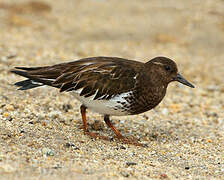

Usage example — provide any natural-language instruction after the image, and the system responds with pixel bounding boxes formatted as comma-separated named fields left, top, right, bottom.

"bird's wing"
left=12, top=57, right=143, bottom=100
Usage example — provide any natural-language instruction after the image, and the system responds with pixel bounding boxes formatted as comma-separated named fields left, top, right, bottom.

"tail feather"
left=14, top=67, right=43, bottom=71
left=10, top=67, right=60, bottom=90
left=10, top=70, right=32, bottom=79
left=14, top=79, right=43, bottom=90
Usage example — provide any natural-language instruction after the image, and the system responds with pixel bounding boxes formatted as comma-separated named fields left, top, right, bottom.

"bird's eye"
left=164, top=65, right=171, bottom=71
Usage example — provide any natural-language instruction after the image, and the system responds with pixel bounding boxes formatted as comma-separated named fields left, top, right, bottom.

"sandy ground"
left=0, top=0, right=224, bottom=179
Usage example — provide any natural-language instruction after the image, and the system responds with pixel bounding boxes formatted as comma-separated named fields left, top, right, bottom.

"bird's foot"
left=83, top=130, right=147, bottom=147
left=115, top=136, right=148, bottom=147
left=84, top=131, right=110, bottom=141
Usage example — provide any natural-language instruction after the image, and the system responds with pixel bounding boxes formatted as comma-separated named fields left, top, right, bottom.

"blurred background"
left=0, top=0, right=224, bottom=179
left=0, top=0, right=223, bottom=85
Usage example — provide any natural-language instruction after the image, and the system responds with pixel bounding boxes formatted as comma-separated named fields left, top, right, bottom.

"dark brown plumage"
left=11, top=56, right=194, bottom=146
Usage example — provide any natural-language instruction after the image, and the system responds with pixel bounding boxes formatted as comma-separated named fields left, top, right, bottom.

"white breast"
left=71, top=89, right=132, bottom=116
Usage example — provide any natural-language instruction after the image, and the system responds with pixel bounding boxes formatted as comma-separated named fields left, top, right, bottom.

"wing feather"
left=11, top=57, right=143, bottom=99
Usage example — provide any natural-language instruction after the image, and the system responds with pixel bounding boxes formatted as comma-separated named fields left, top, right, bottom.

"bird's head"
left=145, top=56, right=195, bottom=88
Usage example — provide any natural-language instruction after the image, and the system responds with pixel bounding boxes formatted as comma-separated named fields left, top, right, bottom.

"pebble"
left=3, top=112, right=9, bottom=118
left=42, top=148, right=55, bottom=157
left=5, top=104, right=15, bottom=111
left=64, top=143, right=79, bottom=150
left=160, top=173, right=168, bottom=179
left=120, top=146, right=126, bottom=150
left=126, top=162, right=137, bottom=166
left=120, top=171, right=129, bottom=177
left=62, top=104, right=72, bottom=112
left=161, top=108, right=169, bottom=115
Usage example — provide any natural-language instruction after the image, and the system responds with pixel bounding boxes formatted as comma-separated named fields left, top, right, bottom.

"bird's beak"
left=173, top=73, right=195, bottom=88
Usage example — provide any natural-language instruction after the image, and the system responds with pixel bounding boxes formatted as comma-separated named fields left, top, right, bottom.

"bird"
left=10, top=56, right=194, bottom=146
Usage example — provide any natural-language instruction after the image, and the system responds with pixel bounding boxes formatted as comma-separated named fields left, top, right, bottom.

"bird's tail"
left=10, top=66, right=60, bottom=90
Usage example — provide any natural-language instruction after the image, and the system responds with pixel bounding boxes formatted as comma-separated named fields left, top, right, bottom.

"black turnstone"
left=11, top=56, right=194, bottom=146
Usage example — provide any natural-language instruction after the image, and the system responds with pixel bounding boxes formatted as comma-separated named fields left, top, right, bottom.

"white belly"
left=71, top=90, right=132, bottom=116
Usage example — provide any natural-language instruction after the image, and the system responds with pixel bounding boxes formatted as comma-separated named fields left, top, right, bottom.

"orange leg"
left=104, top=115, right=146, bottom=147
left=80, top=105, right=87, bottom=131
left=80, top=105, right=109, bottom=140
left=80, top=106, right=146, bottom=147
left=104, top=115, right=123, bottom=138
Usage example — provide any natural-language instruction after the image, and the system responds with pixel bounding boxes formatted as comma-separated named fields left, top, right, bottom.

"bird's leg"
left=80, top=105, right=109, bottom=140
left=104, top=115, right=123, bottom=138
left=80, top=105, right=87, bottom=131
left=104, top=115, right=146, bottom=147
left=80, top=108, right=146, bottom=146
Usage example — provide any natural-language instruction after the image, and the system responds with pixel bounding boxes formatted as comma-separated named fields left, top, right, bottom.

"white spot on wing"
left=31, top=80, right=43, bottom=85
left=133, top=73, right=138, bottom=80
left=81, top=62, right=95, bottom=66
left=74, top=88, right=83, bottom=94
